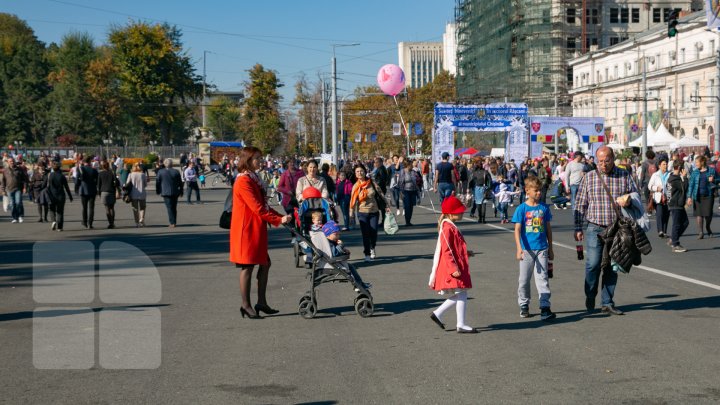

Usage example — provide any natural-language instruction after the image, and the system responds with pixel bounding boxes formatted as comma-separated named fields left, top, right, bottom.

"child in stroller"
left=311, top=221, right=371, bottom=292
left=293, top=187, right=335, bottom=268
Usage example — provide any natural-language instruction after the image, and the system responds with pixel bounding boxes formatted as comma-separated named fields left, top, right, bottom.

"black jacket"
left=600, top=216, right=652, bottom=274
left=77, top=165, right=99, bottom=197
left=156, top=168, right=183, bottom=197
left=97, top=169, right=120, bottom=194
left=666, top=172, right=688, bottom=210
left=469, top=168, right=491, bottom=189
left=46, top=171, right=73, bottom=204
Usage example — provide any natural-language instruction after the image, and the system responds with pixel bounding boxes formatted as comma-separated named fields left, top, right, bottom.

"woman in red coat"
left=428, top=196, right=477, bottom=333
left=230, top=147, right=292, bottom=319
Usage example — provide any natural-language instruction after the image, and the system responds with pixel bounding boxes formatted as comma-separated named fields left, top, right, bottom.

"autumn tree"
left=109, top=22, right=202, bottom=145
left=0, top=13, right=50, bottom=145
left=242, top=63, right=284, bottom=153
left=292, top=74, right=324, bottom=154
left=208, top=95, right=242, bottom=140
left=85, top=46, right=123, bottom=144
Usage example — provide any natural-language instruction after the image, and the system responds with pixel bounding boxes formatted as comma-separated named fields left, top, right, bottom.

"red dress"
left=429, top=220, right=472, bottom=291
left=229, top=173, right=284, bottom=265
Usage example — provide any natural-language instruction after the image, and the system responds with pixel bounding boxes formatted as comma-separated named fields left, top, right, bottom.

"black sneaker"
left=519, top=305, right=529, bottom=318
left=540, top=307, right=556, bottom=321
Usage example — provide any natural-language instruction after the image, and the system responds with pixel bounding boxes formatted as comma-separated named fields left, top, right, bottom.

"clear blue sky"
left=5, top=0, right=456, bottom=108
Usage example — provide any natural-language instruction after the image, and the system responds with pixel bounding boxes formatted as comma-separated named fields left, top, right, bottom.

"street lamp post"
left=331, top=43, right=360, bottom=166
left=103, top=135, right=113, bottom=158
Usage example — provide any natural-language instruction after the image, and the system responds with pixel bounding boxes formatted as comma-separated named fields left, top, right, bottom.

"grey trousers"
left=518, top=249, right=551, bottom=309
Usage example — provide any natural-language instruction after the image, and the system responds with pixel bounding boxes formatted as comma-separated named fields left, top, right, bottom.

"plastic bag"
left=384, top=211, right=399, bottom=235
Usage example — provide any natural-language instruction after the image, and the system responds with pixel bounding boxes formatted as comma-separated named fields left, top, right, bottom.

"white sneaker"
left=51, top=221, right=57, bottom=230
left=11, top=219, right=18, bottom=223
left=396, top=209, right=401, bottom=216
left=370, top=249, right=376, bottom=259
left=18, top=217, right=23, bottom=223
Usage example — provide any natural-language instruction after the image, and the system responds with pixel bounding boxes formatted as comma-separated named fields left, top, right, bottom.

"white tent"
left=629, top=123, right=677, bottom=148
left=675, top=136, right=707, bottom=147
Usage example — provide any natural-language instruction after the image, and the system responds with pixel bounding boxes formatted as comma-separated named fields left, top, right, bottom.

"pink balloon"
left=377, top=64, right=405, bottom=96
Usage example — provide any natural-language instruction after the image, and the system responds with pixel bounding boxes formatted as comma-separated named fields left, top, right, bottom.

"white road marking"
left=415, top=204, right=720, bottom=292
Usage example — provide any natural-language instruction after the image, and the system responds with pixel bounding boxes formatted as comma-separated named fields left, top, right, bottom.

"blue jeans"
left=437, top=182, right=454, bottom=203
left=8, top=189, right=24, bottom=220
left=570, top=185, right=580, bottom=209
left=584, top=223, right=617, bottom=307
left=498, top=202, right=509, bottom=220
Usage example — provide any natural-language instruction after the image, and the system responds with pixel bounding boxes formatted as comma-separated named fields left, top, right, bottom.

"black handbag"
left=219, top=188, right=233, bottom=229
left=219, top=211, right=231, bottom=229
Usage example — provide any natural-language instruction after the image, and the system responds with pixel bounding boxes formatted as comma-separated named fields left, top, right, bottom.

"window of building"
left=711, top=79, right=716, bottom=98
left=610, top=37, right=620, bottom=46
left=567, top=37, right=576, bottom=50
left=586, top=8, right=599, bottom=24
left=680, top=48, right=685, bottom=64
left=694, top=82, right=700, bottom=107
left=621, top=8, right=629, bottom=23
left=567, top=8, right=576, bottom=24
left=596, top=70, right=601, bottom=82
left=681, top=84, right=686, bottom=108
left=610, top=8, right=619, bottom=23
left=614, top=65, right=618, bottom=79
left=605, top=67, right=609, bottom=80
left=653, top=8, right=662, bottom=23
left=632, top=8, right=640, bottom=23
left=667, top=88, right=673, bottom=109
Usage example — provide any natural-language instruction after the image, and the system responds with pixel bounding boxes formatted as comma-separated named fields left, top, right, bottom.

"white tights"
left=432, top=291, right=472, bottom=330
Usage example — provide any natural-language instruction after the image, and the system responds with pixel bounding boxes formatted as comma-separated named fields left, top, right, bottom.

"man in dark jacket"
left=78, top=156, right=99, bottom=229
left=1, top=156, right=29, bottom=223
left=320, top=163, right=336, bottom=199
left=156, top=158, right=183, bottom=227
left=666, top=158, right=689, bottom=252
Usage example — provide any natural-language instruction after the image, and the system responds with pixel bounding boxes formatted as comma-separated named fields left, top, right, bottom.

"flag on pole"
left=355, top=133, right=362, bottom=143
left=392, top=123, right=401, bottom=136
left=530, top=135, right=554, bottom=143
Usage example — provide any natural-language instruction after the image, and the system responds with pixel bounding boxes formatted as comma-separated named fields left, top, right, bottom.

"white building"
left=443, top=22, right=457, bottom=76
left=569, top=11, right=717, bottom=149
left=398, top=41, right=444, bottom=88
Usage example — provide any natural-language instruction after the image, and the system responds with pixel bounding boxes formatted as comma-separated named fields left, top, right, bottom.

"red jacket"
left=430, top=221, right=472, bottom=290
left=277, top=168, right=304, bottom=207
left=229, top=173, right=284, bottom=265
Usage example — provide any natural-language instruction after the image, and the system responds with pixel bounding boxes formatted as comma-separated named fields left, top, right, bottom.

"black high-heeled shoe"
left=255, top=303, right=279, bottom=315
left=240, top=307, right=263, bottom=319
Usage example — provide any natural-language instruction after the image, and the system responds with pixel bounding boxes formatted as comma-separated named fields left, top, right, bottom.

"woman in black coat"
left=30, top=162, right=49, bottom=222
left=46, top=160, right=73, bottom=231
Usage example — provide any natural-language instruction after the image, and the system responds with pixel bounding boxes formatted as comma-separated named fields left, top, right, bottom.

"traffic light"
left=667, top=10, right=678, bottom=38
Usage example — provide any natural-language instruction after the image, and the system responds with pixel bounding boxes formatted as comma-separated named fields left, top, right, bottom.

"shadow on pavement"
left=0, top=304, right=171, bottom=323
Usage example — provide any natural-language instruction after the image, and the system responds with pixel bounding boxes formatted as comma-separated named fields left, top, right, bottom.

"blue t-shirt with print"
left=511, top=202, right=552, bottom=251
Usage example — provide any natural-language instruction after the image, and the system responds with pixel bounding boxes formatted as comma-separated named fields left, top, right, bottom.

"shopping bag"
left=384, top=211, right=399, bottom=235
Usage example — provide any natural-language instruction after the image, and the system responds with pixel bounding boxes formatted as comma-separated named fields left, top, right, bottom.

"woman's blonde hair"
left=132, top=162, right=142, bottom=172
left=437, top=213, right=461, bottom=229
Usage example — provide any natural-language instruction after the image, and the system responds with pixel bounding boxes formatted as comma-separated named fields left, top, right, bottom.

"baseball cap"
left=441, top=152, right=450, bottom=159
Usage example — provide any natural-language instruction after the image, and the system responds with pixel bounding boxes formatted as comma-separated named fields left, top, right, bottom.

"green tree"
left=292, top=74, right=323, bottom=150
left=108, top=22, right=202, bottom=145
left=242, top=63, right=284, bottom=153
left=208, top=96, right=242, bottom=140
left=0, top=13, right=50, bottom=146
left=46, top=32, right=100, bottom=145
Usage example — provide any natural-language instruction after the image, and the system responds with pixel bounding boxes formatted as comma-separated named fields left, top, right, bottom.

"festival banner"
left=433, top=103, right=528, bottom=164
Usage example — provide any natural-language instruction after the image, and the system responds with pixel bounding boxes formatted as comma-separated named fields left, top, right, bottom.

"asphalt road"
left=1, top=187, right=719, bottom=404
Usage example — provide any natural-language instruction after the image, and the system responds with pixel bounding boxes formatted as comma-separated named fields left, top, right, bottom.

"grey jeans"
left=518, top=249, right=551, bottom=309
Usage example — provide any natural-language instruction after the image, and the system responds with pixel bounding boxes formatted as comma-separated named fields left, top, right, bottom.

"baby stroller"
left=291, top=187, right=336, bottom=268
left=285, top=223, right=374, bottom=319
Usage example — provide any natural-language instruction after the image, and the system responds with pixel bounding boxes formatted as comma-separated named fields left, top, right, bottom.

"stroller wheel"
left=354, top=297, right=374, bottom=318
left=298, top=296, right=317, bottom=319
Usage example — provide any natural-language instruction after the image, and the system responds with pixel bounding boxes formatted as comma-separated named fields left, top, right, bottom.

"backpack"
left=642, top=161, right=658, bottom=183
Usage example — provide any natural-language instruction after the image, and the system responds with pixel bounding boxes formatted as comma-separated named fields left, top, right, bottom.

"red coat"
left=229, top=173, right=283, bottom=265
left=430, top=221, right=472, bottom=290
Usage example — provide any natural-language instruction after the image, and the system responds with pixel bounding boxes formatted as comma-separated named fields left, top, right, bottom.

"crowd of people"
left=0, top=150, right=209, bottom=230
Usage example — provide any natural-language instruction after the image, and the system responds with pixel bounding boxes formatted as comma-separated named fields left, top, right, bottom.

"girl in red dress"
left=428, top=196, right=477, bottom=333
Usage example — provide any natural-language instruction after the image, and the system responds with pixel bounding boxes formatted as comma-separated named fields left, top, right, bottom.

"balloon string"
left=392, top=95, right=409, bottom=137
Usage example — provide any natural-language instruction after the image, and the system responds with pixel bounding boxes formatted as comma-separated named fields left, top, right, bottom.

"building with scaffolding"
left=454, top=0, right=703, bottom=117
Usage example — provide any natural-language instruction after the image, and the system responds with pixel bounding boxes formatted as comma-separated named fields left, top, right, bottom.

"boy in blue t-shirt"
left=511, top=176, right=556, bottom=321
